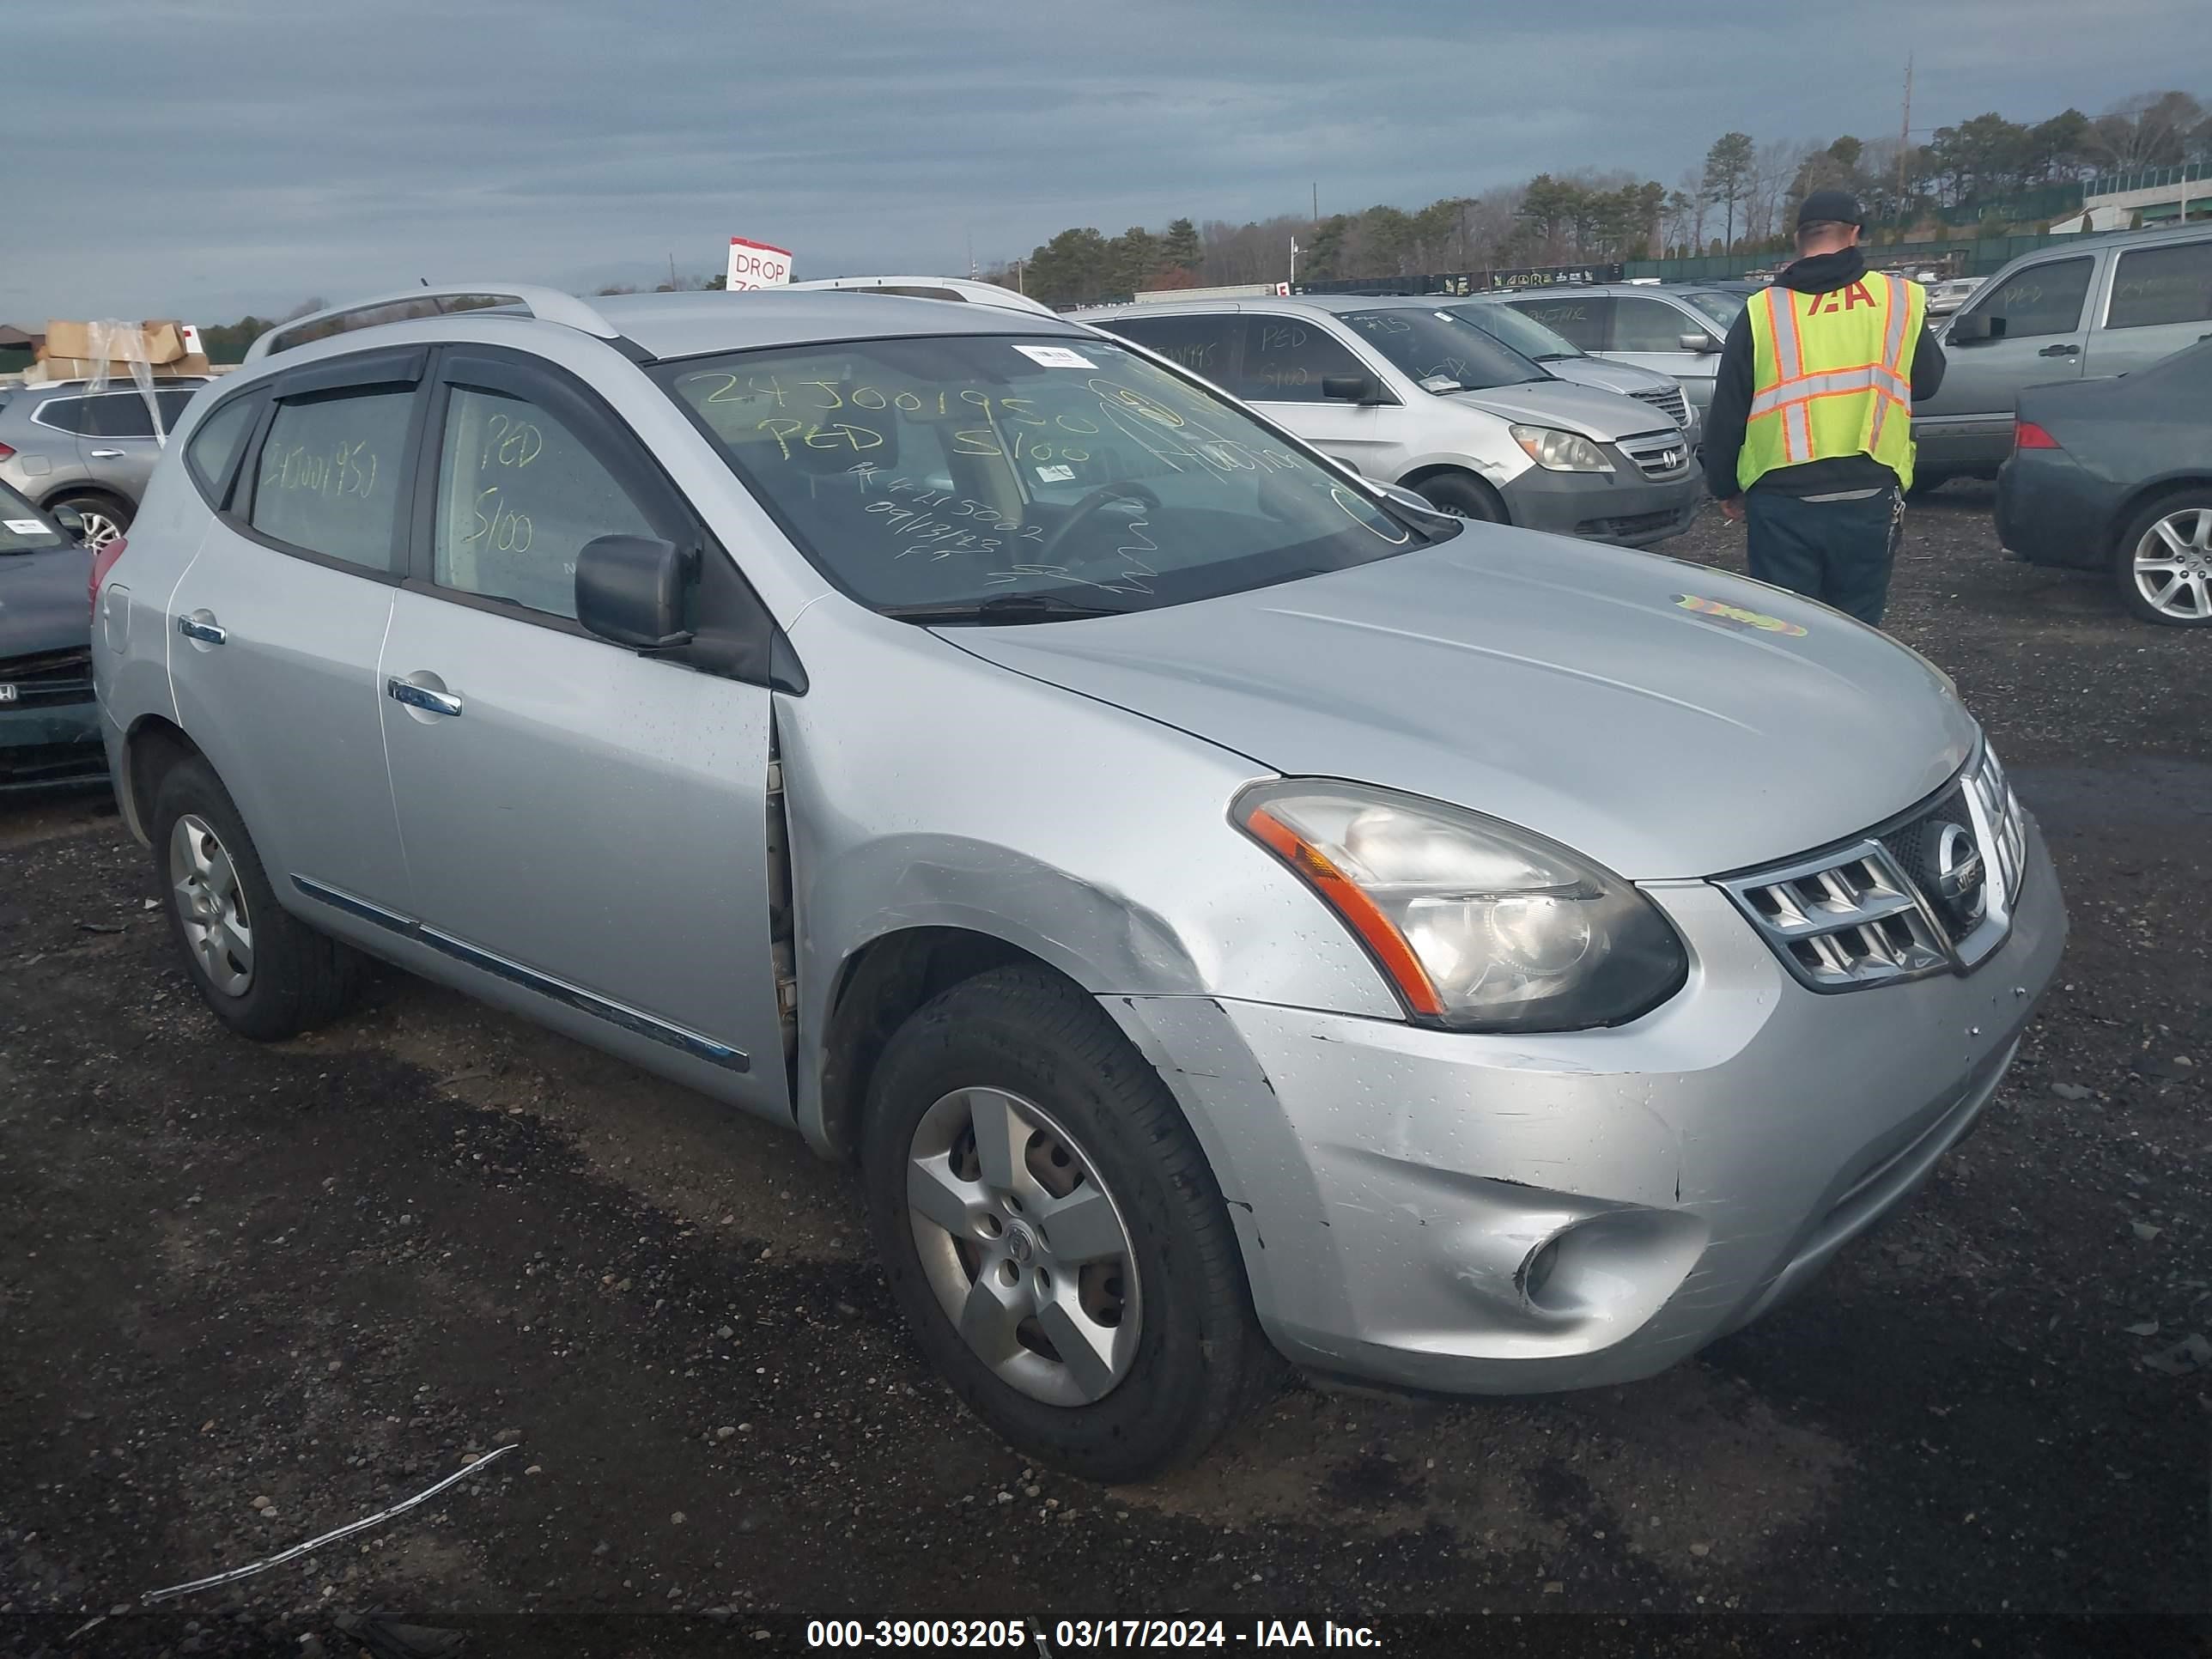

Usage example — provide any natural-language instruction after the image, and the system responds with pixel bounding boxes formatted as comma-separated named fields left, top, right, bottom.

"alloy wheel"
left=169, top=813, right=253, bottom=996
left=2132, top=507, right=2212, bottom=622
left=904, top=1086, right=1141, bottom=1407
left=75, top=510, right=125, bottom=552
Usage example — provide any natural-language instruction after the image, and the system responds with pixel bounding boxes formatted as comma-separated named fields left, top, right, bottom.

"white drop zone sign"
left=726, top=237, right=794, bottom=290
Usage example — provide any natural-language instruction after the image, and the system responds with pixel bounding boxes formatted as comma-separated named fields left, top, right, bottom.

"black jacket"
left=1702, top=247, right=1948, bottom=501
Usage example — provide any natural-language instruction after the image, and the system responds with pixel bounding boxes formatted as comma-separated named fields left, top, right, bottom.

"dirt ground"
left=3, top=484, right=2208, bottom=1657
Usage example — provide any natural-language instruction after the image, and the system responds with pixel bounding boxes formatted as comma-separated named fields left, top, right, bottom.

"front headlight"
left=1510, top=424, right=1614, bottom=473
left=1236, top=781, right=1688, bottom=1031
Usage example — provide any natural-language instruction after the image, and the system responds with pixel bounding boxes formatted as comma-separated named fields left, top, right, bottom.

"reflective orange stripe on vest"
left=1750, top=277, right=1914, bottom=464
left=1867, top=274, right=1913, bottom=452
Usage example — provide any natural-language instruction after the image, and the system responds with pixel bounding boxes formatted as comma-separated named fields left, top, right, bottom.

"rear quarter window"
left=185, top=396, right=263, bottom=504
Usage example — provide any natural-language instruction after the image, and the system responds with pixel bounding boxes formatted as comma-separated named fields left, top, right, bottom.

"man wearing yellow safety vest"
left=1703, top=190, right=1947, bottom=628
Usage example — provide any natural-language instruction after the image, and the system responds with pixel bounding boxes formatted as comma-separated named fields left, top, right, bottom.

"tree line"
left=994, top=88, right=2210, bottom=307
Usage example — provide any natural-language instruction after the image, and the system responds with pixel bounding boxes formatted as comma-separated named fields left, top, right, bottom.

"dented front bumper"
left=1103, top=814, right=2065, bottom=1395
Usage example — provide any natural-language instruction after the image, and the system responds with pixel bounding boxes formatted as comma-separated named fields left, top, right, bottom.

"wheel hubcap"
left=905, top=1086, right=1141, bottom=1407
left=2133, top=507, right=2212, bottom=621
left=168, top=814, right=253, bottom=997
left=76, top=511, right=124, bottom=552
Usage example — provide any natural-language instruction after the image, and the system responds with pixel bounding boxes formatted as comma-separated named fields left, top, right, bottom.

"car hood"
left=1539, top=356, right=1679, bottom=401
left=945, top=530, right=1975, bottom=879
left=1448, top=377, right=1678, bottom=441
left=0, top=544, right=92, bottom=657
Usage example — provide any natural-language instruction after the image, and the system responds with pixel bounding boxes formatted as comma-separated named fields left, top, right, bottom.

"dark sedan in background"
left=0, top=481, right=104, bottom=790
left=1996, top=338, right=2212, bottom=627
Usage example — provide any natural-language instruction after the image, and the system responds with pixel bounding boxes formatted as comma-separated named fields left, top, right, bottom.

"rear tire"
left=860, top=965, right=1277, bottom=1482
left=1411, top=472, right=1506, bottom=523
left=2113, top=490, right=2212, bottom=627
left=149, top=756, right=366, bottom=1040
left=47, top=490, right=131, bottom=551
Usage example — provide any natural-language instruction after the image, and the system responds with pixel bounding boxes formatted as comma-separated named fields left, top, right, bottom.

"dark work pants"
left=1743, top=486, right=1903, bottom=628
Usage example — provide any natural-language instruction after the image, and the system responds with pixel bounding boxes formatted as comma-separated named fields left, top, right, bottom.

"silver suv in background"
left=0, top=380, right=211, bottom=549
left=95, top=284, right=2061, bottom=1480
left=1915, top=223, right=2212, bottom=489
left=1490, top=283, right=1748, bottom=416
left=1079, top=295, right=1700, bottom=546
left=1440, top=298, right=1697, bottom=438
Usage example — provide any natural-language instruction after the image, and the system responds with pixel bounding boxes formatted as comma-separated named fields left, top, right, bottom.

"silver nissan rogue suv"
left=93, top=284, right=2064, bottom=1481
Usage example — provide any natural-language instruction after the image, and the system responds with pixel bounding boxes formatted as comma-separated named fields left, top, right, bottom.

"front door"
left=376, top=348, right=787, bottom=1114
left=1233, top=313, right=1395, bottom=475
left=1917, top=254, right=2096, bottom=474
left=2087, top=236, right=2212, bottom=378
left=166, top=355, right=425, bottom=917
left=1604, top=295, right=1723, bottom=412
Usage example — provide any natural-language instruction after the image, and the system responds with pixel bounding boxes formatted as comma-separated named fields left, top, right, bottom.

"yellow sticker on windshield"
left=1672, top=593, right=1808, bottom=636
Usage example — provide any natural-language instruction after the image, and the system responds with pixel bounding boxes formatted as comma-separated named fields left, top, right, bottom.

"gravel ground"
left=2, top=486, right=2208, bottom=1657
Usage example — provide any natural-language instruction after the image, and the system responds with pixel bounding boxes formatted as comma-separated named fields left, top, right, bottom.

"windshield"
left=1682, top=290, right=1747, bottom=327
left=1443, top=302, right=1583, bottom=362
left=1339, top=308, right=1546, bottom=392
left=656, top=335, right=1445, bottom=620
left=1, top=484, right=65, bottom=553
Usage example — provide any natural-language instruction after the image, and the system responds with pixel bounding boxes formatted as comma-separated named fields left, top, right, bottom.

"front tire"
left=149, top=757, right=365, bottom=1039
left=1411, top=472, right=1506, bottom=523
left=2114, top=492, right=2212, bottom=627
left=860, top=966, right=1275, bottom=1481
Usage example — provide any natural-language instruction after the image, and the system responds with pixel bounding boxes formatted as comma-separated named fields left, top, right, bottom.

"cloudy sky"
left=8, top=0, right=2203, bottom=324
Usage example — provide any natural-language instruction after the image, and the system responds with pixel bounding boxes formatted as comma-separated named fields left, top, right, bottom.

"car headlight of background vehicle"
left=1236, top=781, right=1687, bottom=1031
left=1509, top=425, right=1614, bottom=473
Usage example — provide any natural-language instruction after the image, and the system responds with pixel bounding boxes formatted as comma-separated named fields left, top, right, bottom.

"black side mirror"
left=576, top=534, right=695, bottom=650
left=1322, top=374, right=1382, bottom=404
left=51, top=505, right=86, bottom=541
left=1949, top=313, right=1996, bottom=344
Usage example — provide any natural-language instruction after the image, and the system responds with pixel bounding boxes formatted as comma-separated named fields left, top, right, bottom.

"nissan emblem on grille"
left=1715, top=747, right=2027, bottom=992
left=1928, top=821, right=1985, bottom=922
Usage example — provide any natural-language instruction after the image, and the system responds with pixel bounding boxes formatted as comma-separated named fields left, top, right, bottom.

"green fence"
left=1624, top=231, right=2084, bottom=285
left=2084, top=161, right=2208, bottom=198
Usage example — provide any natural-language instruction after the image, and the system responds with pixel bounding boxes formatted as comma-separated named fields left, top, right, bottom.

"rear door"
left=375, top=347, right=787, bottom=1114
left=2087, top=235, right=2212, bottom=378
left=1092, top=310, right=1241, bottom=397
left=166, top=350, right=424, bottom=915
left=74, top=386, right=202, bottom=510
left=1918, top=253, right=2096, bottom=472
left=1504, top=294, right=1612, bottom=354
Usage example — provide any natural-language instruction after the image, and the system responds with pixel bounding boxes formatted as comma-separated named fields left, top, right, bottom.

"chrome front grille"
left=1717, top=743, right=2029, bottom=992
left=0, top=646, right=94, bottom=708
left=1616, top=429, right=1692, bottom=479
left=1628, top=384, right=1691, bottom=428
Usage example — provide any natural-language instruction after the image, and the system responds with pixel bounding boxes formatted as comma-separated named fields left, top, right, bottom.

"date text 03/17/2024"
left=803, top=1620, right=1382, bottom=1650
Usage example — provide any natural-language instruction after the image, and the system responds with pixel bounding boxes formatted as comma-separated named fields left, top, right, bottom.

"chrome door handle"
left=387, top=677, right=463, bottom=718
left=175, top=615, right=227, bottom=645
left=2036, top=343, right=2079, bottom=357
left=89, top=448, right=126, bottom=459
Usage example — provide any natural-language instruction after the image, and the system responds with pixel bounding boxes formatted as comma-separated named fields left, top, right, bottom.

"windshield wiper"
left=881, top=592, right=1132, bottom=626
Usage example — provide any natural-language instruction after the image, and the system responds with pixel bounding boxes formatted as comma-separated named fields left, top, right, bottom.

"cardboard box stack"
left=27, top=319, right=210, bottom=384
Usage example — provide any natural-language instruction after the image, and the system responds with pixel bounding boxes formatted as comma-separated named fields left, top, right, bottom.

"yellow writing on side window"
left=264, top=441, right=379, bottom=501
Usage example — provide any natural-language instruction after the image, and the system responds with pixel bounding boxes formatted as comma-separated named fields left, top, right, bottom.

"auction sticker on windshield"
left=1673, top=593, right=1809, bottom=637
left=1012, top=345, right=1097, bottom=369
